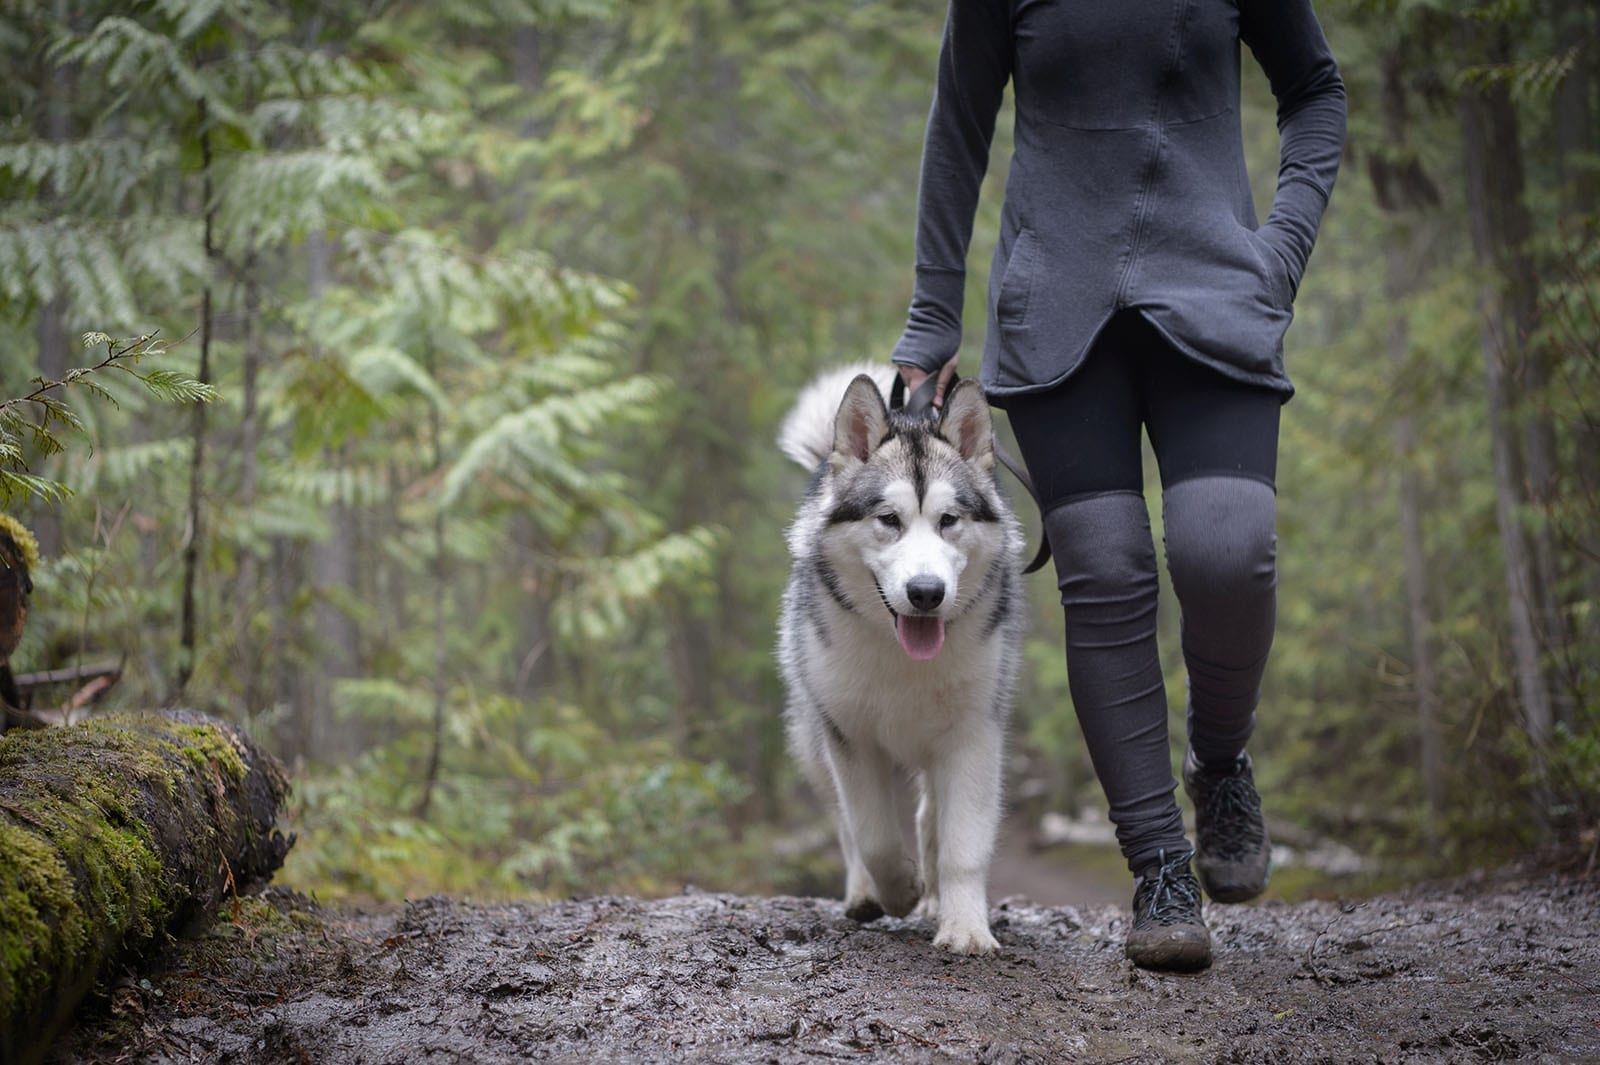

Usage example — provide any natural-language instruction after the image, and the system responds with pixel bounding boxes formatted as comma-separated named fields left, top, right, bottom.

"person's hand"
left=898, top=355, right=960, bottom=408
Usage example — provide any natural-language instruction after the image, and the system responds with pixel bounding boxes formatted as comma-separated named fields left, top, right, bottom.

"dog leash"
left=889, top=371, right=1052, bottom=576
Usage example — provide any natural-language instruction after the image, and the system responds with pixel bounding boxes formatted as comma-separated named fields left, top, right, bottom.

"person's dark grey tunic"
left=890, top=0, right=1347, bottom=402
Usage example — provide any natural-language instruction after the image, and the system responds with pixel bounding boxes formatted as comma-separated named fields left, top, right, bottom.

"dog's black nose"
left=906, top=576, right=945, bottom=612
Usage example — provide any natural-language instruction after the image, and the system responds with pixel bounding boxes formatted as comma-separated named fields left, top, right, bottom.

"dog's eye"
left=877, top=513, right=902, bottom=530
left=939, top=513, right=959, bottom=530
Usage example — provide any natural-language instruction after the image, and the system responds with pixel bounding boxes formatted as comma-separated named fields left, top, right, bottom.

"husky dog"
left=776, top=365, right=1024, bottom=955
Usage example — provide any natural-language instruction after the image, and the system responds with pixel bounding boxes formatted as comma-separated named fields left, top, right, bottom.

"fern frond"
left=216, top=149, right=393, bottom=252
left=554, top=526, right=723, bottom=642
left=348, top=344, right=447, bottom=406
left=55, top=16, right=240, bottom=125
left=0, top=470, right=72, bottom=506
left=71, top=436, right=189, bottom=490
left=135, top=368, right=220, bottom=404
left=438, top=375, right=662, bottom=506
left=1458, top=48, right=1578, bottom=103
left=269, top=463, right=394, bottom=507
left=147, top=0, right=227, bottom=42
left=330, top=677, right=431, bottom=725
left=0, top=138, right=175, bottom=214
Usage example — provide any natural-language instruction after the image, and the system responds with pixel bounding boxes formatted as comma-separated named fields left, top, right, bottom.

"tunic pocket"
left=995, top=228, right=1041, bottom=357
left=1244, top=228, right=1295, bottom=309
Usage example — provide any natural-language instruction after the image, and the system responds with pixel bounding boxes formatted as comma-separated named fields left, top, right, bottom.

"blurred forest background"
left=1, top=0, right=1596, bottom=904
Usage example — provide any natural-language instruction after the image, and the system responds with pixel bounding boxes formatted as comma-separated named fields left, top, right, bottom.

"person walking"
left=892, top=1, right=1346, bottom=971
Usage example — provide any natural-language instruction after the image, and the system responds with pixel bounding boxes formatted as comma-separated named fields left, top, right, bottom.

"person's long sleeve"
left=891, top=1, right=1013, bottom=375
left=1240, top=0, right=1346, bottom=298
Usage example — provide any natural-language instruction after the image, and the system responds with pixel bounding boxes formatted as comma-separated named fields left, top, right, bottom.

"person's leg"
left=1004, top=313, right=1189, bottom=877
left=1007, top=314, right=1212, bottom=969
left=1140, top=316, right=1281, bottom=902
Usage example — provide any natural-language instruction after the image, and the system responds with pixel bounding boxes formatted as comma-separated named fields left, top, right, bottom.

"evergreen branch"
left=0, top=331, right=218, bottom=506
left=554, top=526, right=724, bottom=642
left=0, top=332, right=160, bottom=421
left=1456, top=48, right=1578, bottom=103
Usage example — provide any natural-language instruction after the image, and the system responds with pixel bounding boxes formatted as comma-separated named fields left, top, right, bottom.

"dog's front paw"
left=844, top=897, right=886, bottom=923
left=878, top=872, right=922, bottom=919
left=933, top=919, right=998, bottom=956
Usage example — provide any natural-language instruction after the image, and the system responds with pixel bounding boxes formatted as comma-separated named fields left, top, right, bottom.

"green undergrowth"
left=0, top=715, right=262, bottom=1053
left=277, top=698, right=821, bottom=905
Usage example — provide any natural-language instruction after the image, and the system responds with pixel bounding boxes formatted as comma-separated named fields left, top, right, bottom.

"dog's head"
left=821, top=374, right=1009, bottom=661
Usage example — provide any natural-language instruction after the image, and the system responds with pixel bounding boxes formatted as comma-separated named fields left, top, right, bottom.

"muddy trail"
left=54, top=866, right=1598, bottom=1064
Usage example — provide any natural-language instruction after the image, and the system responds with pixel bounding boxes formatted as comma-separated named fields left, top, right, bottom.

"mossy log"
left=0, top=711, right=291, bottom=1063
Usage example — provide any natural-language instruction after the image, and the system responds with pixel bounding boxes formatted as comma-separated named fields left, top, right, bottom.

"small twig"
left=358, top=928, right=427, bottom=964
left=882, top=1023, right=939, bottom=1048
left=12, top=661, right=121, bottom=689
left=1304, top=909, right=1352, bottom=983
left=62, top=670, right=121, bottom=718
left=218, top=851, right=238, bottom=903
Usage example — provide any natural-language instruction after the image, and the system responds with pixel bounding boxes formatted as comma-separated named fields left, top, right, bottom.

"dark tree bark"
left=1455, top=21, right=1571, bottom=729
left=1456, top=18, right=1555, bottom=824
left=416, top=349, right=448, bottom=820
left=1375, top=54, right=1445, bottom=824
left=0, top=712, right=292, bottom=1065
left=305, top=231, right=362, bottom=758
left=1551, top=0, right=1600, bottom=650
left=28, top=0, right=74, bottom=561
left=236, top=257, right=265, bottom=720
left=176, top=103, right=216, bottom=699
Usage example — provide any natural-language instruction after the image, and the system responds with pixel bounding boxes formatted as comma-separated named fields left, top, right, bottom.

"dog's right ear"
left=830, top=374, right=890, bottom=471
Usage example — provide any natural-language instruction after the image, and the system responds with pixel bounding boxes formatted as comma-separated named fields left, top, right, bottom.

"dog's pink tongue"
left=895, top=615, right=946, bottom=660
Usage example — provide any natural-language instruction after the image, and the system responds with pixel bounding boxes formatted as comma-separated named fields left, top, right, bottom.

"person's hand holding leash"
left=897, top=354, right=959, bottom=409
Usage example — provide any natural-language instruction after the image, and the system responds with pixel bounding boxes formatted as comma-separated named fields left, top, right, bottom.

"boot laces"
left=1137, top=850, right=1201, bottom=927
left=1197, top=760, right=1265, bottom=860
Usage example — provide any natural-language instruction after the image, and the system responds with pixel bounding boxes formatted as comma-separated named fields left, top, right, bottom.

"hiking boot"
left=1183, top=747, right=1271, bottom=904
left=1125, top=850, right=1212, bottom=972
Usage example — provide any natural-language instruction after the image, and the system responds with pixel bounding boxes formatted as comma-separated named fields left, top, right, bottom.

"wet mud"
left=55, top=867, right=1599, bottom=1063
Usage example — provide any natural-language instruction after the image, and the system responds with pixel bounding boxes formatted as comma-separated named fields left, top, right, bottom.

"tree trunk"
left=175, top=104, right=216, bottom=698
left=1376, top=55, right=1444, bottom=824
left=29, top=0, right=73, bottom=560
left=269, top=539, right=309, bottom=761
left=305, top=230, right=362, bottom=758
left=0, top=711, right=292, bottom=1065
left=1456, top=21, right=1554, bottom=826
left=1552, top=0, right=1600, bottom=668
left=237, top=258, right=265, bottom=721
left=1456, top=22, right=1570, bottom=729
left=511, top=514, right=556, bottom=700
left=1393, top=349, right=1444, bottom=824
left=416, top=352, right=448, bottom=820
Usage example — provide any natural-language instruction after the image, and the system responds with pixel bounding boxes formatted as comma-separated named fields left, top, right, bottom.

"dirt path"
left=57, top=867, right=1598, bottom=1064
left=987, top=820, right=1128, bottom=908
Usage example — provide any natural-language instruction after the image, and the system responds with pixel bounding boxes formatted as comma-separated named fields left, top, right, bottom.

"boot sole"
left=1196, top=863, right=1270, bottom=904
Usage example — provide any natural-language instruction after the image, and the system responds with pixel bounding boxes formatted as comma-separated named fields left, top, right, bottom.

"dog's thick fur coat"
left=776, top=366, right=1024, bottom=955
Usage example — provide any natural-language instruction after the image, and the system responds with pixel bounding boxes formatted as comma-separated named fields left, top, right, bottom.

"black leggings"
left=1002, top=311, right=1279, bottom=501
left=1003, top=311, right=1282, bottom=875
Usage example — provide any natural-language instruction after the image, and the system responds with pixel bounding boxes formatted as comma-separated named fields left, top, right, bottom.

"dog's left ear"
left=831, top=374, right=891, bottom=472
left=939, top=380, right=995, bottom=471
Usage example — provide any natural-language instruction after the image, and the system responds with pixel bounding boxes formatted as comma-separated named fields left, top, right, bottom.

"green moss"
left=0, top=821, right=87, bottom=1015
left=174, top=725, right=248, bottom=783
left=0, top=712, right=286, bottom=1047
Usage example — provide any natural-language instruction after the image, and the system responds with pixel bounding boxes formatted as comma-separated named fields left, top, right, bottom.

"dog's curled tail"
left=777, top=362, right=898, bottom=470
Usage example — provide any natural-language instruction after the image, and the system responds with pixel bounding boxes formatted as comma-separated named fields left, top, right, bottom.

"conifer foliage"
left=2, top=0, right=728, bottom=893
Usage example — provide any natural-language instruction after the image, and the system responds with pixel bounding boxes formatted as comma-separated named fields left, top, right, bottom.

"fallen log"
left=0, top=710, right=292, bottom=1064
